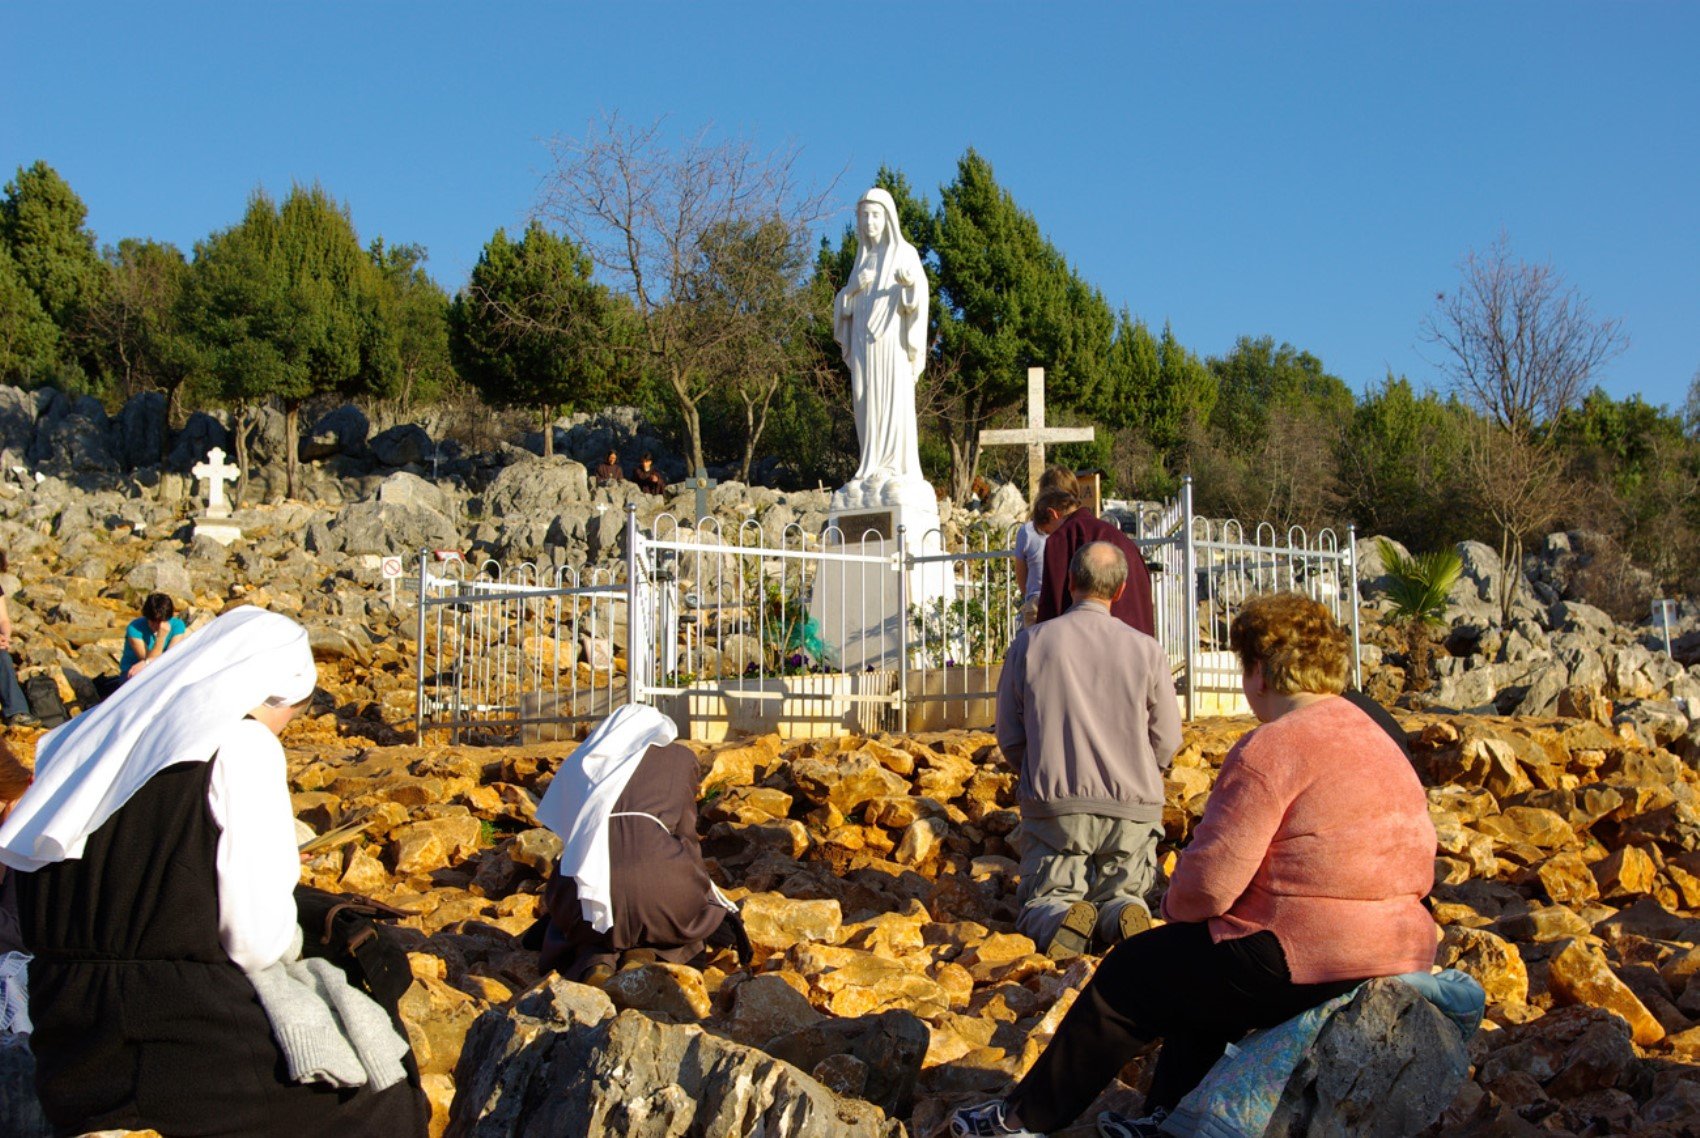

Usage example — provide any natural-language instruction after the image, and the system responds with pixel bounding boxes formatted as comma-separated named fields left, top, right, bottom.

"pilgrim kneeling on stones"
left=530, top=704, right=748, bottom=986
left=953, top=593, right=1440, bottom=1138
left=0, top=607, right=429, bottom=1138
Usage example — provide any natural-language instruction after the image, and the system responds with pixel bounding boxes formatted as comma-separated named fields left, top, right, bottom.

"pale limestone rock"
left=601, top=962, right=712, bottom=1022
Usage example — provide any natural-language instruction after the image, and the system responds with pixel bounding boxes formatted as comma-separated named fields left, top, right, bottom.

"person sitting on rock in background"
left=95, top=592, right=187, bottom=700
left=1032, top=488, right=1155, bottom=636
left=956, top=593, right=1437, bottom=1138
left=1013, top=467, right=1079, bottom=629
left=630, top=452, right=667, bottom=496
left=531, top=704, right=747, bottom=987
left=996, top=541, right=1181, bottom=964
left=593, top=449, right=625, bottom=486
left=0, top=607, right=429, bottom=1138
left=0, top=552, right=37, bottom=728
left=1, top=738, right=32, bottom=1039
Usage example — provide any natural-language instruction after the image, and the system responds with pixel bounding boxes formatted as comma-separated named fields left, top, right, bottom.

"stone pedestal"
left=191, top=519, right=243, bottom=546
left=811, top=487, right=953, bottom=672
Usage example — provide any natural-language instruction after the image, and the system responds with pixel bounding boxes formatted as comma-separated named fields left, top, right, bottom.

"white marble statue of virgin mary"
left=834, top=187, right=929, bottom=509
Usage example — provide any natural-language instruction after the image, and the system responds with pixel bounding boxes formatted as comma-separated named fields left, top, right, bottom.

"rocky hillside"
left=13, top=702, right=1700, bottom=1136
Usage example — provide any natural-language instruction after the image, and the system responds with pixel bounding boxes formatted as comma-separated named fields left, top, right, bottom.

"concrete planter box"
left=1188, top=650, right=1250, bottom=717
left=904, top=663, right=1002, bottom=733
left=659, top=671, right=897, bottom=743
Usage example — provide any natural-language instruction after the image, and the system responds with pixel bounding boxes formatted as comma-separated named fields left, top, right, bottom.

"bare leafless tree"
left=1421, top=236, right=1628, bottom=621
left=1685, top=365, right=1700, bottom=438
left=1421, top=234, right=1628, bottom=439
left=1462, top=417, right=1567, bottom=623
left=538, top=114, right=837, bottom=475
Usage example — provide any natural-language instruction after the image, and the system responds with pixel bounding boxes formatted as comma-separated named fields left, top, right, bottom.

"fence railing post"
left=897, top=523, right=910, bottom=734
left=1346, top=524, right=1362, bottom=691
left=415, top=549, right=429, bottom=744
left=1182, top=476, right=1197, bottom=721
left=625, top=504, right=649, bottom=707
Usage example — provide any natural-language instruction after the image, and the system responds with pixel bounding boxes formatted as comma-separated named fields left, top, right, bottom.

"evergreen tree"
left=447, top=222, right=616, bottom=454
left=1336, top=375, right=1476, bottom=550
left=0, top=160, right=108, bottom=388
left=1208, top=335, right=1352, bottom=448
left=369, top=239, right=453, bottom=411
left=931, top=150, right=1113, bottom=499
left=1097, top=312, right=1159, bottom=432
left=0, top=244, right=60, bottom=385
left=183, top=185, right=397, bottom=498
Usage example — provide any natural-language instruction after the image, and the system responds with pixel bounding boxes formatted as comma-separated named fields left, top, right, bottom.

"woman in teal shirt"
left=115, top=593, right=187, bottom=684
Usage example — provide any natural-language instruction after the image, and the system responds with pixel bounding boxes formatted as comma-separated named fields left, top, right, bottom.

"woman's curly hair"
left=1229, top=592, right=1349, bottom=696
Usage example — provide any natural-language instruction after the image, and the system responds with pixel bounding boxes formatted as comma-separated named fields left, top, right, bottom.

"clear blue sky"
left=5, top=2, right=1696, bottom=410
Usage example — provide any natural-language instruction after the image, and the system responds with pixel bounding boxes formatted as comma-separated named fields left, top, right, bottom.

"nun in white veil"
left=834, top=186, right=929, bottom=504
left=0, top=606, right=427, bottom=1138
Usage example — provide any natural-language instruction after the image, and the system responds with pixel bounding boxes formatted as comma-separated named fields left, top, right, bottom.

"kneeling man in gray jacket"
left=996, top=541, right=1183, bottom=959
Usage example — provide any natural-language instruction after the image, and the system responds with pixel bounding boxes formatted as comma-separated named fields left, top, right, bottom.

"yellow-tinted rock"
left=339, top=845, right=390, bottom=893
left=895, top=817, right=950, bottom=867
left=1438, top=926, right=1529, bottom=1006
left=1536, top=851, right=1601, bottom=907
left=398, top=974, right=486, bottom=1074
left=1593, top=846, right=1659, bottom=900
left=421, top=1071, right=455, bottom=1138
left=863, top=794, right=947, bottom=829
left=740, top=892, right=841, bottom=955
left=840, top=903, right=929, bottom=956
left=1547, top=939, right=1665, bottom=1046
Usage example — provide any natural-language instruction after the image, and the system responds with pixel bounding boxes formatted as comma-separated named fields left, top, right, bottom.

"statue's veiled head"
left=856, top=187, right=902, bottom=249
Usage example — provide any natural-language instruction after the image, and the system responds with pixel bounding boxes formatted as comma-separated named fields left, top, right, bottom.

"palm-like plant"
left=1378, top=538, right=1463, bottom=691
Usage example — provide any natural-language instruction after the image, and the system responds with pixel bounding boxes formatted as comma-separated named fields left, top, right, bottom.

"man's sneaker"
left=1045, top=900, right=1098, bottom=961
left=3, top=711, right=39, bottom=728
left=1097, top=1106, right=1169, bottom=1137
left=1116, top=902, right=1152, bottom=943
left=950, top=1099, right=1043, bottom=1137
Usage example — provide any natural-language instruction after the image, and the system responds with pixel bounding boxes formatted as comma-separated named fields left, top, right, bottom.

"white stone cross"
left=192, top=446, right=239, bottom=519
left=978, top=367, right=1096, bottom=494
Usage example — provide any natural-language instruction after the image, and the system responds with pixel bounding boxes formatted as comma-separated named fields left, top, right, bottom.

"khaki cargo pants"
left=1015, top=813, right=1163, bottom=948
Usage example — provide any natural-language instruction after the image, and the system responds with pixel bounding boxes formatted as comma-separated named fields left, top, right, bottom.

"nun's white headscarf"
left=534, top=703, right=678, bottom=934
left=0, top=606, right=316, bottom=872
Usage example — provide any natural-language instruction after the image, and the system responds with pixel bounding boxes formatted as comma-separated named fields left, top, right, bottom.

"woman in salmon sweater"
left=952, top=592, right=1437, bottom=1138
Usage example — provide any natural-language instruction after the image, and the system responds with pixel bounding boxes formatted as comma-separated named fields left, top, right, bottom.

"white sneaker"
left=950, top=1099, right=1045, bottom=1137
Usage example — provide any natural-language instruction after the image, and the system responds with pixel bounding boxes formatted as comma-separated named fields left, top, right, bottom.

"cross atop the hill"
left=193, top=447, right=238, bottom=519
left=978, top=367, right=1096, bottom=494
left=687, top=467, right=717, bottom=524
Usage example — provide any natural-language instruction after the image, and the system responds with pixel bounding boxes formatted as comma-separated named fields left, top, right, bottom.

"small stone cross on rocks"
left=688, top=467, right=718, bottom=524
left=192, top=446, right=238, bottom=519
left=978, top=367, right=1096, bottom=494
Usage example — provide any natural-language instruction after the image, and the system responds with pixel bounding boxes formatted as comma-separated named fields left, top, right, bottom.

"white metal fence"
left=413, top=478, right=1358, bottom=740
left=413, top=554, right=627, bottom=741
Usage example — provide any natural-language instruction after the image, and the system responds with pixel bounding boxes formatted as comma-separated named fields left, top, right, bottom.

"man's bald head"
left=1070, top=541, right=1128, bottom=602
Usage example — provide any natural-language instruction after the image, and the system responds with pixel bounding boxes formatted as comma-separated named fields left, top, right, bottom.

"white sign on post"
left=381, top=555, right=404, bottom=604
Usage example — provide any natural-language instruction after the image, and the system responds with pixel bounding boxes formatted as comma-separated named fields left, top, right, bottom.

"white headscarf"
left=534, top=703, right=678, bottom=933
left=0, top=606, right=316, bottom=872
